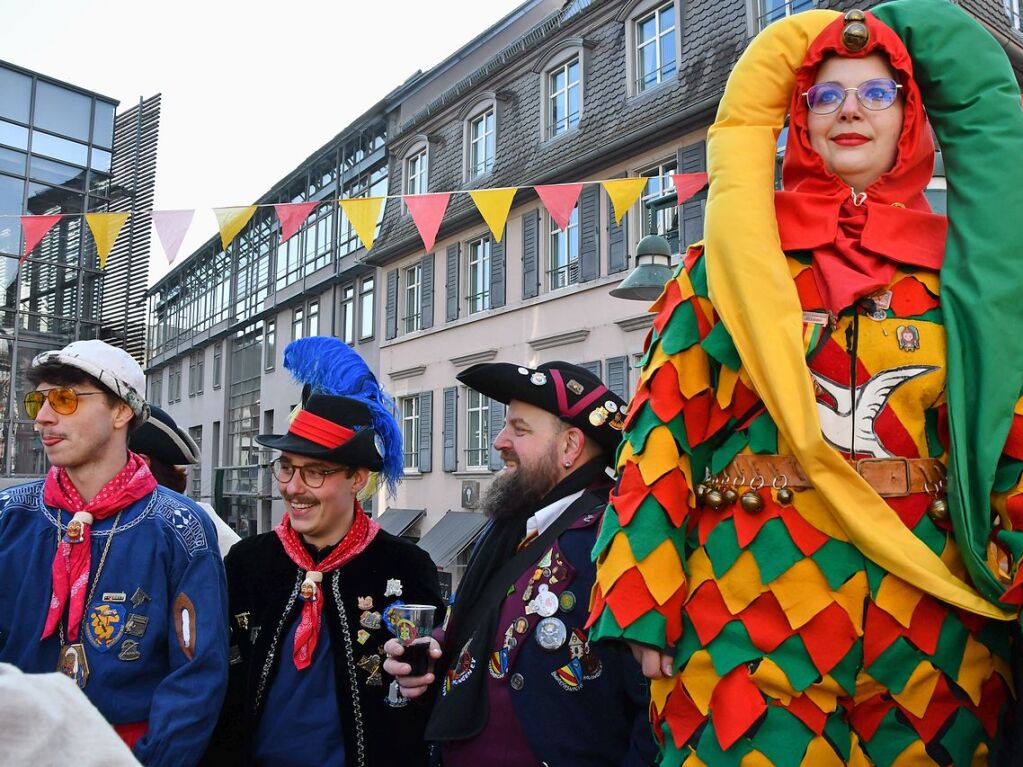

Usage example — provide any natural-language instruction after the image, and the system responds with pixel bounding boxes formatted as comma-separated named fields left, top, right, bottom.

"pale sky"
left=4, top=0, right=525, bottom=285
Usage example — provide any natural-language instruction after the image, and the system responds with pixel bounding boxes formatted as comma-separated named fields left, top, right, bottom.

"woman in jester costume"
left=588, top=1, right=1023, bottom=765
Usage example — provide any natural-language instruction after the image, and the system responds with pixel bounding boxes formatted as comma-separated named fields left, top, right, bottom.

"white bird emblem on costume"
left=810, top=365, right=937, bottom=458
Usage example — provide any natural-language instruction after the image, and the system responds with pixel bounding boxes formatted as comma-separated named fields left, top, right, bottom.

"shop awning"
left=416, top=511, right=488, bottom=567
left=376, top=508, right=425, bottom=537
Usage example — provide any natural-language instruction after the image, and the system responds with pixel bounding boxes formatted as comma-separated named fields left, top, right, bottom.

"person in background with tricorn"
left=385, top=360, right=655, bottom=767
left=130, top=404, right=241, bottom=557
left=588, top=2, right=1023, bottom=764
left=0, top=339, right=229, bottom=767
left=203, top=337, right=444, bottom=767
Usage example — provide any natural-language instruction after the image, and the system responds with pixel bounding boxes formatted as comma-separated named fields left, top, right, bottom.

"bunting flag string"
left=9, top=171, right=711, bottom=267
left=535, top=183, right=582, bottom=233
left=85, top=212, right=130, bottom=269
left=19, top=214, right=63, bottom=265
left=468, top=188, right=517, bottom=243
left=403, top=193, right=450, bottom=252
left=339, top=197, right=385, bottom=252
left=602, top=177, right=648, bottom=225
left=151, top=209, right=195, bottom=265
left=274, top=201, right=320, bottom=244
left=213, top=206, right=257, bottom=251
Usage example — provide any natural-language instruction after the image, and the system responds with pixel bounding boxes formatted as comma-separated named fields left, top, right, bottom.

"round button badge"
left=534, top=617, right=568, bottom=651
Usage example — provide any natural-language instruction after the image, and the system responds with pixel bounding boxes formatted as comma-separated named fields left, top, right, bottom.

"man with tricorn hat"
left=204, top=338, right=444, bottom=767
left=0, top=339, right=229, bottom=767
left=384, top=360, right=654, bottom=766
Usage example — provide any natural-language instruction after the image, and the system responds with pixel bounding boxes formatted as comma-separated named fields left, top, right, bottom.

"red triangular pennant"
left=404, top=193, right=450, bottom=251
left=274, top=201, right=319, bottom=244
left=671, top=173, right=709, bottom=206
left=535, top=183, right=582, bottom=232
left=20, top=214, right=63, bottom=266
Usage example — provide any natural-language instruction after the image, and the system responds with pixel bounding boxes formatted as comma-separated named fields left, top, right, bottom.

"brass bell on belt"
left=842, top=9, right=869, bottom=52
left=927, top=496, right=949, bottom=521
left=776, top=487, right=794, bottom=506
left=695, top=483, right=708, bottom=507
left=722, top=488, right=739, bottom=507
left=740, top=490, right=764, bottom=513
left=705, top=488, right=724, bottom=510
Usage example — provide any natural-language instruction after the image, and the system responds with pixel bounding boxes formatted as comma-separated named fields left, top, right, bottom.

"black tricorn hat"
left=255, top=393, right=384, bottom=470
left=456, top=361, right=628, bottom=462
left=130, top=405, right=201, bottom=466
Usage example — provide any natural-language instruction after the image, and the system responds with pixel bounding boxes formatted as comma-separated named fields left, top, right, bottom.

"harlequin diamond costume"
left=588, top=2, right=1023, bottom=765
left=0, top=340, right=230, bottom=767
left=203, top=338, right=444, bottom=767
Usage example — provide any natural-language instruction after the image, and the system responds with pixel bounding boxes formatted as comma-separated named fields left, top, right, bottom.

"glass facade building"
left=0, top=60, right=119, bottom=477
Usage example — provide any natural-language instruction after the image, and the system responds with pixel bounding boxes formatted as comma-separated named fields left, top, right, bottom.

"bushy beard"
left=480, top=444, right=561, bottom=522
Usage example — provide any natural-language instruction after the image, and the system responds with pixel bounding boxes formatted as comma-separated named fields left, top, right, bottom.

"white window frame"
left=463, top=102, right=497, bottom=181
left=307, top=300, right=320, bottom=337
left=466, top=236, right=491, bottom=315
left=465, top=389, right=490, bottom=470
left=547, top=56, right=581, bottom=138
left=405, top=147, right=428, bottom=197
left=340, top=285, right=355, bottom=344
left=628, top=0, right=678, bottom=95
left=400, top=396, right=420, bottom=471
left=404, top=263, right=423, bottom=334
left=639, top=159, right=679, bottom=237
left=265, top=318, right=277, bottom=371
left=750, top=0, right=816, bottom=34
left=359, top=276, right=375, bottom=341
left=292, top=307, right=304, bottom=342
left=1006, top=0, right=1023, bottom=33
left=548, top=206, right=580, bottom=291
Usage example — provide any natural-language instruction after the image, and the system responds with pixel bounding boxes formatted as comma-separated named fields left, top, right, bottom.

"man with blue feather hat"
left=203, top=337, right=444, bottom=767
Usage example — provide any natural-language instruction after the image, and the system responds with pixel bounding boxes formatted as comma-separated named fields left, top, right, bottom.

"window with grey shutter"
left=420, top=253, right=435, bottom=330
left=490, top=237, right=505, bottom=308
left=488, top=399, right=506, bottom=471
left=607, top=174, right=629, bottom=275
left=579, top=360, right=601, bottom=379
left=605, top=356, right=630, bottom=400
left=578, top=185, right=599, bottom=283
left=418, top=391, right=433, bottom=472
left=443, top=386, right=458, bottom=472
left=522, top=209, right=540, bottom=299
left=446, top=244, right=460, bottom=322
left=385, top=269, right=398, bottom=340
left=678, top=140, right=708, bottom=245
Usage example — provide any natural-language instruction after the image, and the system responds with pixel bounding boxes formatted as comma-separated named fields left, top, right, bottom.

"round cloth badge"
left=604, top=400, right=618, bottom=413
left=529, top=584, right=559, bottom=618
left=558, top=591, right=577, bottom=613
left=517, top=367, right=529, bottom=375
left=535, top=617, right=568, bottom=651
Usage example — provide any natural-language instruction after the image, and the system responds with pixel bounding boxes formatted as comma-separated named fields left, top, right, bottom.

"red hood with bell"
left=776, top=11, right=946, bottom=313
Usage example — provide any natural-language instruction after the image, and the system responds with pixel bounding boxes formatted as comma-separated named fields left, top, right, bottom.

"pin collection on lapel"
left=486, top=546, right=603, bottom=691
left=354, top=579, right=404, bottom=688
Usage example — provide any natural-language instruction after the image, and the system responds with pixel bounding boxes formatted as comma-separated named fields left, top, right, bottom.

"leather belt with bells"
left=699, top=455, right=949, bottom=520
left=725, top=455, right=945, bottom=497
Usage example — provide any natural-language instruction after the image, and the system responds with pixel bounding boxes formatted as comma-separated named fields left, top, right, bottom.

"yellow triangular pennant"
left=213, top=206, right=257, bottom=251
left=602, top=177, right=647, bottom=224
left=468, top=188, right=517, bottom=243
left=339, top=197, right=385, bottom=251
left=84, top=212, right=130, bottom=269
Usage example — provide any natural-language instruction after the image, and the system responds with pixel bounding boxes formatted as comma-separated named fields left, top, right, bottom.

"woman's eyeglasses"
left=271, top=457, right=346, bottom=488
left=803, top=78, right=902, bottom=115
left=24, top=387, right=105, bottom=418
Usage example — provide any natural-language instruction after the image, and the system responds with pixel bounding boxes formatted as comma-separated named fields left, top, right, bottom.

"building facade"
left=148, top=0, right=1023, bottom=588
left=0, top=61, right=130, bottom=479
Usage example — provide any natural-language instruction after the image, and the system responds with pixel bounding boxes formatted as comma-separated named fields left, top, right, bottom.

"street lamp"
left=609, top=234, right=674, bottom=301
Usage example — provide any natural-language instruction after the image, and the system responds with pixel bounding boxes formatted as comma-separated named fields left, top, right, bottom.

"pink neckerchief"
left=41, top=452, right=157, bottom=641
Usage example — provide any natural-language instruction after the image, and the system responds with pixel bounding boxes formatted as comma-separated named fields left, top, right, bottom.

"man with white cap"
left=0, top=339, right=229, bottom=767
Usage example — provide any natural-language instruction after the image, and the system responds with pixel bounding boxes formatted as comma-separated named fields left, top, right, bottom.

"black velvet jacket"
left=203, top=528, right=444, bottom=767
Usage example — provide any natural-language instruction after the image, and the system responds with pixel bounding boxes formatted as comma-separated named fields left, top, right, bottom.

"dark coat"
left=203, top=527, right=444, bottom=767
left=440, top=491, right=656, bottom=767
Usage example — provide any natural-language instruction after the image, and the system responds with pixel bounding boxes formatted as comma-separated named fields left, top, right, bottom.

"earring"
left=563, top=461, right=571, bottom=468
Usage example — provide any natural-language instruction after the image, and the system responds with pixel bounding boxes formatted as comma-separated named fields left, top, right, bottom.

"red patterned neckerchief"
left=41, top=451, right=157, bottom=641
left=274, top=503, right=379, bottom=670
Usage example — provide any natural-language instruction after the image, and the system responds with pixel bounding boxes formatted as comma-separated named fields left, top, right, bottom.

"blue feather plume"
left=283, top=336, right=403, bottom=494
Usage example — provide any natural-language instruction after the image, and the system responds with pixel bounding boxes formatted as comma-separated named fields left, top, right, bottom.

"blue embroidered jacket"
left=0, top=480, right=230, bottom=767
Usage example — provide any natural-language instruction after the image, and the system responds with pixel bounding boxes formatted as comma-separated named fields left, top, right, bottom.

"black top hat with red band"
left=457, top=361, right=628, bottom=462
left=255, top=393, right=384, bottom=470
